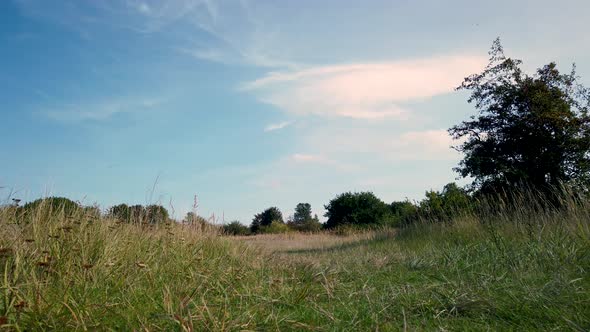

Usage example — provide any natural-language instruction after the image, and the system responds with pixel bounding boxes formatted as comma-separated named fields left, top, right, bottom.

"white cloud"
left=264, top=121, right=292, bottom=132
left=242, top=55, right=486, bottom=120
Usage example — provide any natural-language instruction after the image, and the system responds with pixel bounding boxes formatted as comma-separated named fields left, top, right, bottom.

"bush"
left=250, top=207, right=284, bottom=233
left=390, top=200, right=419, bottom=226
left=222, top=221, right=251, bottom=236
left=259, top=220, right=290, bottom=234
left=324, top=192, right=392, bottom=229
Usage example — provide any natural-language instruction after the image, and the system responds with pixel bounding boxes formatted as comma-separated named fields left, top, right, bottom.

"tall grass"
left=0, top=201, right=255, bottom=330
left=0, top=191, right=588, bottom=330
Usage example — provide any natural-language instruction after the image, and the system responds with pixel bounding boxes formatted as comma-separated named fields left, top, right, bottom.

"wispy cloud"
left=264, top=121, right=292, bottom=132
left=306, top=127, right=460, bottom=162
left=41, top=97, right=167, bottom=123
left=290, top=153, right=328, bottom=163
left=180, top=47, right=235, bottom=64
left=242, top=55, right=486, bottom=120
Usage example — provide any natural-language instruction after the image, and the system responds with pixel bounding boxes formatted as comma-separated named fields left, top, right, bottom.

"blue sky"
left=1, top=0, right=589, bottom=223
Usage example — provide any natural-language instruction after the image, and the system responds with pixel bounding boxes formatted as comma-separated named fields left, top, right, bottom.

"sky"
left=1, top=0, right=589, bottom=223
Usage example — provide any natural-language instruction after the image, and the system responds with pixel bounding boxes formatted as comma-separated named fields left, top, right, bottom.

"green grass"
left=0, top=199, right=588, bottom=331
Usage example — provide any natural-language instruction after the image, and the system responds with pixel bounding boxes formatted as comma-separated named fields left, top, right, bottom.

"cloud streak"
left=242, top=55, right=486, bottom=120
left=264, top=121, right=292, bottom=132
left=41, top=97, right=167, bottom=123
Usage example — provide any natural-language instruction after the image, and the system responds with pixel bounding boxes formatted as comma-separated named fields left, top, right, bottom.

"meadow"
left=0, top=196, right=588, bottom=331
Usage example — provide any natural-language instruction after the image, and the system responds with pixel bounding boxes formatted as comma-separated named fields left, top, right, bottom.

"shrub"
left=222, top=221, right=251, bottom=236
left=259, top=220, right=290, bottom=234
left=251, top=207, right=284, bottom=233
left=324, top=192, right=392, bottom=229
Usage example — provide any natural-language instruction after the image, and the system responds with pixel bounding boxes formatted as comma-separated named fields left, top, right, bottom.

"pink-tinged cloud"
left=291, top=153, right=328, bottom=163
left=242, top=55, right=486, bottom=119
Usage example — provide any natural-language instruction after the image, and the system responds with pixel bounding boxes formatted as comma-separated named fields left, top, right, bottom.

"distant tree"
left=294, top=203, right=312, bottom=223
left=288, top=203, right=322, bottom=232
left=450, top=38, right=590, bottom=194
left=83, top=205, right=102, bottom=221
left=324, top=192, right=392, bottom=229
left=250, top=219, right=261, bottom=234
left=417, top=183, right=474, bottom=221
left=183, top=211, right=210, bottom=227
left=250, top=207, right=283, bottom=233
left=109, top=203, right=130, bottom=221
left=222, top=221, right=251, bottom=236
left=183, top=211, right=198, bottom=224
left=129, top=205, right=145, bottom=223
left=146, top=204, right=169, bottom=224
left=440, top=183, right=473, bottom=215
left=390, top=200, right=418, bottom=226
left=23, top=197, right=80, bottom=217
left=108, top=204, right=168, bottom=224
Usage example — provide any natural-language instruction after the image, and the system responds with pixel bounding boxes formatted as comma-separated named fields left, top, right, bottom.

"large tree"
left=450, top=39, right=590, bottom=193
left=324, top=192, right=391, bottom=229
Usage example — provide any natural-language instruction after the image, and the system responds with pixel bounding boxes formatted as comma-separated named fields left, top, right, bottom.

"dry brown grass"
left=232, top=230, right=390, bottom=254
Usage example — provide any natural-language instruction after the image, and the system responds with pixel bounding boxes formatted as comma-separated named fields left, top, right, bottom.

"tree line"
left=242, top=182, right=472, bottom=235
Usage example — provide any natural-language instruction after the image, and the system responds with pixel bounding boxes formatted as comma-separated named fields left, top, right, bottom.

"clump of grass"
left=0, top=202, right=263, bottom=330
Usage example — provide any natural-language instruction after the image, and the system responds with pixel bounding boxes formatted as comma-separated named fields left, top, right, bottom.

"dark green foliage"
left=22, top=197, right=81, bottom=217
left=251, top=207, right=283, bottom=233
left=288, top=203, right=322, bottom=232
left=109, top=203, right=131, bottom=221
left=419, top=183, right=474, bottom=221
left=324, top=192, right=392, bottom=229
left=390, top=200, right=418, bottom=226
left=389, top=183, right=475, bottom=225
left=294, top=203, right=312, bottom=223
left=145, top=204, right=169, bottom=224
left=450, top=38, right=590, bottom=194
left=108, top=203, right=169, bottom=224
left=183, top=212, right=197, bottom=224
left=222, top=221, right=250, bottom=236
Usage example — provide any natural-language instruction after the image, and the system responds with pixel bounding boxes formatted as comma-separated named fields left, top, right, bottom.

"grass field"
left=0, top=199, right=589, bottom=331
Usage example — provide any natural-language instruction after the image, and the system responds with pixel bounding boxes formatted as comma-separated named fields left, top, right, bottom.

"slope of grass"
left=0, top=199, right=588, bottom=330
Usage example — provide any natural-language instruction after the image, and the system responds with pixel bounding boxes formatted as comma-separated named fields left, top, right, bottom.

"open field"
left=0, top=202, right=589, bottom=331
